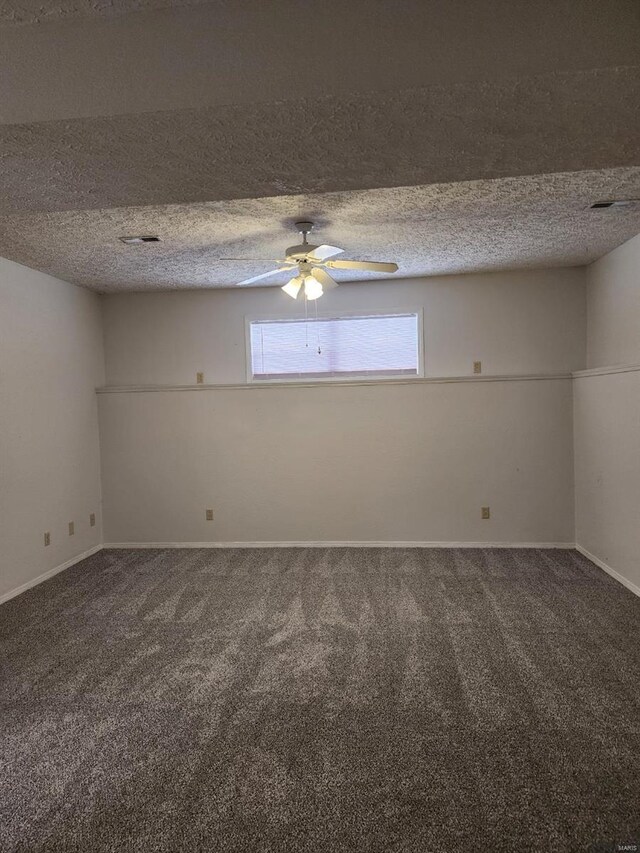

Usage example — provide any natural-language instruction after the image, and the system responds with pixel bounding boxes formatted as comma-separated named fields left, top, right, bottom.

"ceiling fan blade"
left=307, top=244, right=344, bottom=262
left=326, top=259, right=399, bottom=273
left=220, top=258, right=290, bottom=262
left=310, top=267, right=339, bottom=290
left=236, top=267, right=292, bottom=286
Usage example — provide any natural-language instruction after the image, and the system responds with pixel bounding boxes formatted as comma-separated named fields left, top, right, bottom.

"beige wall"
left=102, top=269, right=586, bottom=386
left=586, top=233, right=640, bottom=368
left=0, top=258, right=104, bottom=601
left=4, top=229, right=638, bottom=588
left=99, top=268, right=584, bottom=545
left=575, top=233, right=640, bottom=594
left=574, top=370, right=640, bottom=592
left=98, top=378, right=575, bottom=546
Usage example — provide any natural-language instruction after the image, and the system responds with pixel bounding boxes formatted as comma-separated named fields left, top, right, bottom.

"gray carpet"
left=1, top=547, right=639, bottom=852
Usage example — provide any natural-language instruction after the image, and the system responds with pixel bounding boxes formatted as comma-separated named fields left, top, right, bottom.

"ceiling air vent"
left=589, top=199, right=639, bottom=210
left=119, top=235, right=161, bottom=244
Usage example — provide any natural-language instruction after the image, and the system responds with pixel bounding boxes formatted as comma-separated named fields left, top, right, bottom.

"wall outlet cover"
left=68, top=521, right=75, bottom=536
left=481, top=506, right=491, bottom=519
left=473, top=361, right=482, bottom=374
left=206, top=508, right=214, bottom=521
left=196, top=372, right=204, bottom=384
left=44, top=532, right=50, bottom=546
left=90, top=513, right=96, bottom=527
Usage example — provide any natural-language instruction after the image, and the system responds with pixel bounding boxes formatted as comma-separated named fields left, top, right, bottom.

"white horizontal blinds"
left=250, top=314, right=419, bottom=380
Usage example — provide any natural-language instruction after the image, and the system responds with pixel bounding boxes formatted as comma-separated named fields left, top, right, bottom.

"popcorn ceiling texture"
left=0, top=67, right=638, bottom=216
left=0, top=4, right=637, bottom=290
left=0, top=169, right=638, bottom=291
left=1, top=1, right=637, bottom=128
left=0, top=0, right=210, bottom=24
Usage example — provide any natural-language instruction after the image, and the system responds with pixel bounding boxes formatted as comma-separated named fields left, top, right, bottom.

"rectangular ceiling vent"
left=589, top=199, right=639, bottom=210
left=119, top=235, right=161, bottom=244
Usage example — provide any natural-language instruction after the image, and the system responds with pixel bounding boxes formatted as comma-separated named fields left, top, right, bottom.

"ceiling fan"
left=220, top=221, right=399, bottom=300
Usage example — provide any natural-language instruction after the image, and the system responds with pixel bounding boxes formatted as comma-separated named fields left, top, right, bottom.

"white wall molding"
left=104, top=541, right=575, bottom=550
left=6, top=544, right=637, bottom=610
left=576, top=544, right=640, bottom=598
left=0, top=545, right=103, bottom=606
left=97, top=373, right=572, bottom=394
left=573, top=363, right=640, bottom=379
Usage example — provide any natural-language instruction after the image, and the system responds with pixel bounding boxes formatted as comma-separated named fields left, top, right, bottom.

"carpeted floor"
left=1, top=548, right=639, bottom=852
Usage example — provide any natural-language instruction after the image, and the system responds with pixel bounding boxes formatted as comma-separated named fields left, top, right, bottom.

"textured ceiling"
left=0, top=0, right=638, bottom=293
left=2, top=1, right=638, bottom=126
left=1, top=67, right=638, bottom=217
left=1, top=169, right=638, bottom=292
left=0, top=0, right=208, bottom=24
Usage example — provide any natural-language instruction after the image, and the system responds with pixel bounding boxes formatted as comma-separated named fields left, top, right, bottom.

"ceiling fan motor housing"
left=285, top=220, right=317, bottom=259
left=285, top=243, right=320, bottom=260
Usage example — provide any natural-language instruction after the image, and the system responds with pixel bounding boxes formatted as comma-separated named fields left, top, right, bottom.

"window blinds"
left=250, top=313, right=420, bottom=380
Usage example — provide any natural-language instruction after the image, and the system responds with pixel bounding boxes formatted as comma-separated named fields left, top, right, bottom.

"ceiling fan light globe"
left=304, top=276, right=323, bottom=300
left=282, top=277, right=302, bottom=299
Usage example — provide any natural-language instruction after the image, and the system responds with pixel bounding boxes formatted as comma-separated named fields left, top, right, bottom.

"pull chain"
left=315, top=299, right=321, bottom=354
left=304, top=292, right=309, bottom=347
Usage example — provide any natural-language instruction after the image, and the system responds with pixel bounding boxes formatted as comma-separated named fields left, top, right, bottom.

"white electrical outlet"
left=44, top=532, right=50, bottom=546
left=68, top=521, right=75, bottom=536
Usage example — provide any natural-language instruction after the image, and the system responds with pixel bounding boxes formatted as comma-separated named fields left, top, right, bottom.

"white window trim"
left=244, top=308, right=425, bottom=384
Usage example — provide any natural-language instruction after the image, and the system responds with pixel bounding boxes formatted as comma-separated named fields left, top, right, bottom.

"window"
left=248, top=312, right=422, bottom=382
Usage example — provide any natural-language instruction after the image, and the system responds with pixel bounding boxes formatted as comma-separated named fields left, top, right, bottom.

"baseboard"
left=0, top=544, right=103, bottom=606
left=4, top=542, right=634, bottom=605
left=0, top=542, right=594, bottom=606
left=575, top=544, right=640, bottom=598
left=104, top=541, right=575, bottom=550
